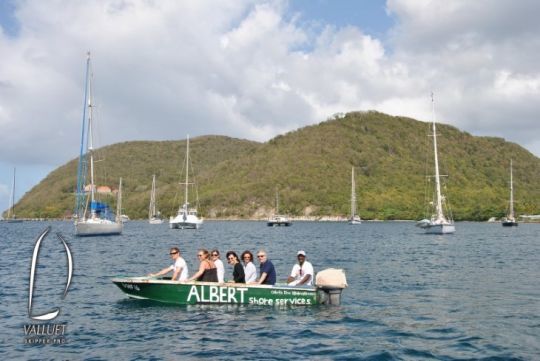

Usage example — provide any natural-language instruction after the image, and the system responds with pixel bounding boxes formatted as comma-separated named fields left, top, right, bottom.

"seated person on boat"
left=287, top=250, right=314, bottom=286
left=252, top=250, right=276, bottom=285
left=211, top=249, right=225, bottom=283
left=148, top=247, right=188, bottom=281
left=186, top=249, right=218, bottom=282
left=241, top=250, right=257, bottom=282
left=226, top=251, right=245, bottom=283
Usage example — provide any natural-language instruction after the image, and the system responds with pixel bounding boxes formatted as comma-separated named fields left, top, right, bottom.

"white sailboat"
left=149, top=174, right=164, bottom=224
left=502, top=159, right=518, bottom=227
left=267, top=189, right=291, bottom=226
left=349, top=166, right=361, bottom=225
left=417, top=93, right=455, bottom=234
left=3, top=167, right=23, bottom=223
left=169, top=136, right=203, bottom=229
left=74, top=52, right=123, bottom=236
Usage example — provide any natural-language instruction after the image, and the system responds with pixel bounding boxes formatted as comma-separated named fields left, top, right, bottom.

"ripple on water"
left=2, top=221, right=539, bottom=360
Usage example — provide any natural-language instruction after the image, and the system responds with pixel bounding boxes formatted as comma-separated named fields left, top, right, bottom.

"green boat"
left=112, top=269, right=347, bottom=306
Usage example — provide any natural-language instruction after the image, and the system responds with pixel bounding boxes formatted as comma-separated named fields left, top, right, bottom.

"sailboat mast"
left=184, top=136, right=190, bottom=208
left=509, top=159, right=514, bottom=218
left=116, top=178, right=122, bottom=222
left=87, top=56, right=96, bottom=207
left=8, top=167, right=15, bottom=219
left=276, top=189, right=280, bottom=214
left=150, top=174, right=156, bottom=218
left=431, top=93, right=444, bottom=221
left=350, top=167, right=355, bottom=218
left=75, top=52, right=91, bottom=219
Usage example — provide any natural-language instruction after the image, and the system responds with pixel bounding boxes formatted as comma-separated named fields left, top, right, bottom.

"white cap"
left=297, top=250, right=306, bottom=256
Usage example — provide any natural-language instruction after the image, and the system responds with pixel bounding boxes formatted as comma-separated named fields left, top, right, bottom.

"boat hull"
left=267, top=221, right=292, bottom=227
left=75, top=220, right=123, bottom=236
left=169, top=215, right=202, bottom=229
left=502, top=221, right=518, bottom=227
left=2, top=219, right=24, bottom=223
left=112, top=277, right=319, bottom=306
left=424, top=223, right=455, bottom=234
left=149, top=218, right=164, bottom=224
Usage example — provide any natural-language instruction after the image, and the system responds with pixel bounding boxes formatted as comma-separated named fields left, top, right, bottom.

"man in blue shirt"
left=254, top=250, right=276, bottom=285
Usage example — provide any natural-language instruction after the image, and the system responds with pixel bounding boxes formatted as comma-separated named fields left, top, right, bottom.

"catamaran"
left=267, top=189, right=291, bottom=226
left=74, top=52, right=123, bottom=236
left=349, top=166, right=361, bottom=224
left=417, top=93, right=455, bottom=234
left=3, top=167, right=23, bottom=223
left=149, top=174, right=164, bottom=224
left=502, top=159, right=518, bottom=227
left=169, top=136, right=203, bottom=229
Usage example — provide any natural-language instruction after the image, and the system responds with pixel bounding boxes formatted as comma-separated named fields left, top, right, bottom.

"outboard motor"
left=315, top=268, right=348, bottom=305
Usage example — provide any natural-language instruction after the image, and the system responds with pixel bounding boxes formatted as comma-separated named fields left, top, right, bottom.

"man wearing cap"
left=287, top=250, right=314, bottom=286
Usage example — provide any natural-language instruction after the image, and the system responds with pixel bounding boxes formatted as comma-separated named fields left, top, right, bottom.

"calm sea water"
left=1, top=220, right=539, bottom=360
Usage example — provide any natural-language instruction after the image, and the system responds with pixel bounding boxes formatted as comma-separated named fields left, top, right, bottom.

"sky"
left=1, top=0, right=540, bottom=215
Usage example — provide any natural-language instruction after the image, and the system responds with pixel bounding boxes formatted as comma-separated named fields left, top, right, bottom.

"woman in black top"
left=187, top=249, right=218, bottom=282
left=226, top=251, right=245, bottom=283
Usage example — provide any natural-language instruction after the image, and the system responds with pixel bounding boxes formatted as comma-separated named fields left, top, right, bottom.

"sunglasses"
left=257, top=255, right=265, bottom=258
left=169, top=251, right=178, bottom=255
left=212, top=253, right=218, bottom=257
left=197, top=254, right=204, bottom=257
left=227, top=256, right=235, bottom=260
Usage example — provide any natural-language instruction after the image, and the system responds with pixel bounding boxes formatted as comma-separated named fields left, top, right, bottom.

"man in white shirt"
left=211, top=249, right=225, bottom=283
left=148, top=247, right=188, bottom=281
left=287, top=250, right=314, bottom=286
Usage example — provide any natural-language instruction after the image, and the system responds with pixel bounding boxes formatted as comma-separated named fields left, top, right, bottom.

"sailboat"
left=349, top=167, right=361, bottom=224
left=417, top=93, right=455, bottom=234
left=149, top=174, right=164, bottom=224
left=3, top=167, right=23, bottom=223
left=502, top=159, right=518, bottom=227
left=267, top=189, right=291, bottom=226
left=74, top=52, right=123, bottom=236
left=169, top=136, right=203, bottom=229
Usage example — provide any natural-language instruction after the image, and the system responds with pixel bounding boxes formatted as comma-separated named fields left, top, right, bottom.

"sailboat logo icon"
left=28, top=227, right=73, bottom=320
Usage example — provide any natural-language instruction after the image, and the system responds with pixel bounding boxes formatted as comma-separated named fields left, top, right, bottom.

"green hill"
left=7, top=111, right=540, bottom=220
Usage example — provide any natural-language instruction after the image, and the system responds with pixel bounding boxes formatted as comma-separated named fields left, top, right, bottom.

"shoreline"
left=4, top=217, right=540, bottom=223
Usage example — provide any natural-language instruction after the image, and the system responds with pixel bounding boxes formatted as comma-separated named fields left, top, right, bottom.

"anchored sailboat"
left=417, top=93, right=455, bottom=234
left=169, top=136, right=203, bottom=229
left=349, top=166, right=361, bottom=225
left=149, top=174, right=164, bottom=224
left=267, top=189, right=291, bottom=226
left=3, top=167, right=23, bottom=223
left=502, top=159, right=518, bottom=227
left=74, top=52, right=123, bottom=236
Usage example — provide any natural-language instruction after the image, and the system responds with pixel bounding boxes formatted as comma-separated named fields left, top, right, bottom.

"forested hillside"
left=8, top=111, right=540, bottom=220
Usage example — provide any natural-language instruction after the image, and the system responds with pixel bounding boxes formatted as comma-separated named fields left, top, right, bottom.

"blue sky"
left=0, top=0, right=18, bottom=36
left=1, top=0, right=540, bottom=216
left=0, top=0, right=396, bottom=215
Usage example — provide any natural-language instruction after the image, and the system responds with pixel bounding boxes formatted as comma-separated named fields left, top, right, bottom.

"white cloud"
left=0, top=183, right=8, bottom=215
left=0, top=0, right=539, bottom=183
left=386, top=0, right=540, bottom=151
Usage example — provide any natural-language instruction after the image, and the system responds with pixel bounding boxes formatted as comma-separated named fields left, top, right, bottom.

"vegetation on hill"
left=6, top=111, right=540, bottom=221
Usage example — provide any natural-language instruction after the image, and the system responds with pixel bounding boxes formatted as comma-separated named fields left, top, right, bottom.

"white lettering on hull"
left=248, top=297, right=312, bottom=305
left=187, top=285, right=247, bottom=304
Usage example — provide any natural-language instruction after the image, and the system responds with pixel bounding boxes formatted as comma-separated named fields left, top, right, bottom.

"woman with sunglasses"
left=241, top=250, right=257, bottom=283
left=225, top=251, right=245, bottom=283
left=148, top=247, right=188, bottom=281
left=186, top=249, right=218, bottom=282
left=211, top=249, right=225, bottom=283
